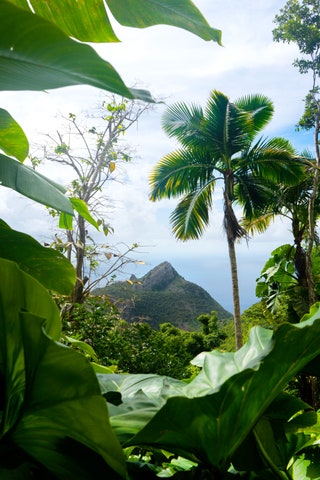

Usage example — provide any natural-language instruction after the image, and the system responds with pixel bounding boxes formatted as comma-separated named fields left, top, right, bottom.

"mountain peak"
left=142, top=261, right=180, bottom=291
left=94, top=262, right=232, bottom=330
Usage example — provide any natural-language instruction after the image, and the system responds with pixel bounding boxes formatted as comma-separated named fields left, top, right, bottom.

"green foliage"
left=98, top=305, right=320, bottom=478
left=0, top=219, right=75, bottom=294
left=150, top=89, right=303, bottom=348
left=0, top=1, right=225, bottom=477
left=61, top=297, right=226, bottom=379
left=273, top=0, right=320, bottom=74
left=0, top=259, right=125, bottom=479
left=219, top=301, right=286, bottom=351
left=256, top=244, right=320, bottom=318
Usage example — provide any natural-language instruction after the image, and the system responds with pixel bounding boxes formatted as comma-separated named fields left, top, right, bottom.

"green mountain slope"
left=95, top=262, right=232, bottom=330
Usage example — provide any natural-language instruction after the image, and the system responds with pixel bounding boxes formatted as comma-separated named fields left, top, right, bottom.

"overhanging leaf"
left=0, top=154, right=73, bottom=214
left=0, top=2, right=152, bottom=101
left=8, top=0, right=222, bottom=44
left=12, top=0, right=120, bottom=42
left=0, top=108, right=29, bottom=161
left=106, top=0, right=222, bottom=44
left=0, top=219, right=75, bottom=294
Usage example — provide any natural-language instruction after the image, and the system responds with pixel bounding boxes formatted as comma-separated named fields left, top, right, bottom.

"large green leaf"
left=0, top=259, right=126, bottom=479
left=10, top=0, right=120, bottom=43
left=118, top=309, right=320, bottom=473
left=100, top=374, right=186, bottom=445
left=0, top=153, right=73, bottom=214
left=0, top=219, right=75, bottom=294
left=0, top=2, right=151, bottom=101
left=0, top=108, right=29, bottom=162
left=106, top=0, right=222, bottom=43
left=8, top=0, right=222, bottom=44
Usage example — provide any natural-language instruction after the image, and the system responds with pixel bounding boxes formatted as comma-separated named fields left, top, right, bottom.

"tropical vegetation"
left=149, top=90, right=303, bottom=349
left=1, top=0, right=320, bottom=478
left=273, top=0, right=320, bottom=306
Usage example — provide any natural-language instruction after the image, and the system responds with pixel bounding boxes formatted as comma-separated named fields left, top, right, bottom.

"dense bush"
left=61, top=296, right=226, bottom=378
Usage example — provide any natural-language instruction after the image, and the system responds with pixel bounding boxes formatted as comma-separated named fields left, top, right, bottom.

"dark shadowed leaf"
left=0, top=259, right=126, bottom=479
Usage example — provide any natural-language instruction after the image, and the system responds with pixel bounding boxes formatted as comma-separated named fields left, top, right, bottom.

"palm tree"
left=245, top=156, right=320, bottom=314
left=149, top=90, right=303, bottom=349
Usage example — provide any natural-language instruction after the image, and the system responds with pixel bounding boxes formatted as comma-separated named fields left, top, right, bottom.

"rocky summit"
left=95, top=262, right=232, bottom=330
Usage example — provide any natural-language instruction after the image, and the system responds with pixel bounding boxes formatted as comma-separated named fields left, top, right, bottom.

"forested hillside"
left=95, top=261, right=231, bottom=329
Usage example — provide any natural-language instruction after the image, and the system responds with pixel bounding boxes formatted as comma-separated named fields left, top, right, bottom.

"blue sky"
left=0, top=0, right=315, bottom=313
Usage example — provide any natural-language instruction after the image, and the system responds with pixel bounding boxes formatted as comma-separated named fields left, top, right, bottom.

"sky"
left=0, top=0, right=316, bottom=313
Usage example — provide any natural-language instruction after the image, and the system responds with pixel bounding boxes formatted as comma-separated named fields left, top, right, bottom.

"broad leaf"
left=0, top=108, right=29, bottom=162
left=0, top=219, right=75, bottom=294
left=63, top=334, right=99, bottom=363
left=59, top=197, right=100, bottom=230
left=0, top=2, right=152, bottom=101
left=123, top=310, right=320, bottom=472
left=0, top=259, right=126, bottom=479
left=106, top=0, right=222, bottom=43
left=99, top=374, right=186, bottom=444
left=0, top=154, right=73, bottom=214
left=8, top=0, right=222, bottom=44
left=9, top=0, right=120, bottom=42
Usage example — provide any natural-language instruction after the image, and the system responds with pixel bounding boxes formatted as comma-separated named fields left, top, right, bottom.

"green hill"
left=94, top=261, right=232, bottom=330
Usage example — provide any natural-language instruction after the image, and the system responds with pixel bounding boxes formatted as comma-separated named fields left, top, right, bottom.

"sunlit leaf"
left=0, top=108, right=29, bottom=162
left=104, top=309, right=320, bottom=473
left=70, top=197, right=100, bottom=230
left=0, top=2, right=152, bottom=101
left=106, top=0, right=222, bottom=43
left=8, top=0, right=222, bottom=44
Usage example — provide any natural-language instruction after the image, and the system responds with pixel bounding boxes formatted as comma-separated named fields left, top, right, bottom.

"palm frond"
left=241, top=213, right=275, bottom=235
left=149, top=149, right=215, bottom=201
left=235, top=174, right=278, bottom=219
left=204, top=90, right=251, bottom=158
left=162, top=102, right=204, bottom=148
left=170, top=183, right=214, bottom=240
left=234, top=94, right=274, bottom=135
left=238, top=136, right=304, bottom=185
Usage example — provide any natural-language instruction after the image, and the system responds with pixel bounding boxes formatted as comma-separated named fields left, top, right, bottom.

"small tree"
left=273, top=0, right=320, bottom=307
left=36, top=96, right=150, bottom=303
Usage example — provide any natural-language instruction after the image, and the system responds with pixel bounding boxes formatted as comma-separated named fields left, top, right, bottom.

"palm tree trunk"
left=227, top=236, right=243, bottom=350
left=223, top=189, right=244, bottom=350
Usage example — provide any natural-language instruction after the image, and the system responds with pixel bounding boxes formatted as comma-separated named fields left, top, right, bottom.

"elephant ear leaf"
left=124, top=310, right=320, bottom=472
left=0, top=258, right=126, bottom=479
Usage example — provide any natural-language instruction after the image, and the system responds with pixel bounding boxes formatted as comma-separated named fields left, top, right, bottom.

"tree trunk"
left=227, top=236, right=243, bottom=350
left=306, top=101, right=320, bottom=307
left=71, top=215, right=86, bottom=303
left=223, top=188, right=243, bottom=350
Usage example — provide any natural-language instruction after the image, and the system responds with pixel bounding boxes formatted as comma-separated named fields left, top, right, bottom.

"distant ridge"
left=94, top=261, right=232, bottom=330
